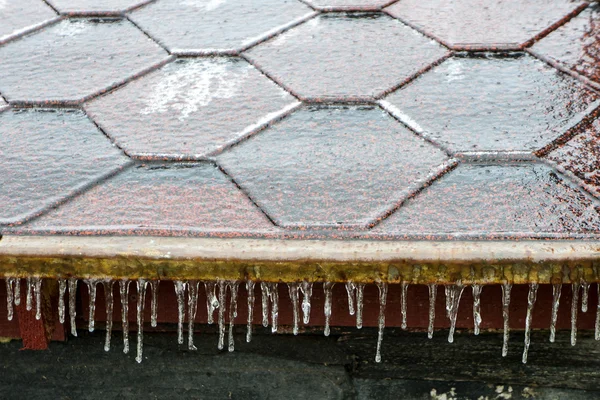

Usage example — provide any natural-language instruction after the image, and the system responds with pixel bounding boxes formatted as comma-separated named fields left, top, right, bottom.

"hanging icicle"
left=472, top=284, right=482, bottom=335
left=300, top=281, right=313, bottom=325
left=260, top=282, right=279, bottom=332
left=33, top=277, right=42, bottom=321
left=550, top=283, right=562, bottom=343
left=356, top=283, right=365, bottom=329
left=5, top=278, right=14, bottom=321
left=136, top=278, right=148, bottom=363
left=14, top=278, right=20, bottom=307
left=119, top=279, right=131, bottom=354
left=204, top=281, right=219, bottom=325
left=187, top=281, right=199, bottom=351
left=323, top=282, right=334, bottom=337
left=288, top=282, right=300, bottom=336
left=246, top=279, right=255, bottom=343
left=68, top=277, right=78, bottom=337
left=103, top=280, right=115, bottom=352
left=522, top=283, right=539, bottom=364
left=150, top=280, right=160, bottom=328
left=401, top=282, right=409, bottom=330
left=228, top=281, right=239, bottom=352
left=58, top=278, right=66, bottom=324
left=174, top=281, right=186, bottom=345
left=26, top=277, right=33, bottom=312
left=571, top=282, right=579, bottom=346
left=85, top=279, right=99, bottom=332
left=218, top=280, right=227, bottom=350
left=375, top=282, right=388, bottom=363
left=446, top=281, right=465, bottom=344
left=501, top=282, right=512, bottom=357
left=427, top=283, right=437, bottom=339
left=581, top=280, right=590, bottom=313
left=345, top=281, right=356, bottom=316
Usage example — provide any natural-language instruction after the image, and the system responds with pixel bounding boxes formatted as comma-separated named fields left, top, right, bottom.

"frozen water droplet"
left=375, top=282, right=388, bottom=363
left=446, top=281, right=465, bottom=344
left=323, top=282, right=334, bottom=337
left=174, top=281, right=186, bottom=345
left=472, top=284, right=482, bottom=336
left=401, top=282, right=409, bottom=330
left=501, top=283, right=512, bottom=357
left=571, top=282, right=579, bottom=346
left=68, top=278, right=78, bottom=337
left=300, top=281, right=313, bottom=325
left=427, top=283, right=437, bottom=339
left=187, top=281, right=199, bottom=351
left=356, top=283, right=365, bottom=329
left=103, top=280, right=115, bottom=352
left=581, top=281, right=590, bottom=313
left=246, top=280, right=255, bottom=343
left=119, top=279, right=131, bottom=354
left=85, top=279, right=99, bottom=331
left=288, top=282, right=300, bottom=336
left=218, top=280, right=227, bottom=350
left=204, top=281, right=219, bottom=325
left=58, top=278, right=66, bottom=324
left=136, top=278, right=148, bottom=363
left=550, top=283, right=561, bottom=343
left=26, top=277, right=33, bottom=312
left=228, top=281, right=239, bottom=352
left=345, top=281, right=356, bottom=316
left=150, top=280, right=159, bottom=328
left=5, top=278, right=14, bottom=321
left=522, top=283, right=538, bottom=364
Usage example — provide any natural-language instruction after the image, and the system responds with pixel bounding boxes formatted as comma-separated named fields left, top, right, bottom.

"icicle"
left=33, top=277, right=42, bottom=321
left=345, top=281, right=356, bottom=316
left=571, top=282, right=579, bottom=346
left=187, top=281, right=199, bottom=351
left=26, top=277, right=33, bottom=311
left=444, top=285, right=451, bottom=319
left=550, top=283, right=562, bottom=343
left=58, top=278, right=66, bottom=324
left=501, top=283, right=512, bottom=357
left=68, top=278, right=78, bottom=337
left=596, top=283, right=600, bottom=341
left=119, top=279, right=130, bottom=354
left=136, top=278, right=148, bottom=363
left=260, top=282, right=270, bottom=328
left=323, top=282, right=334, bottom=337
left=246, top=280, right=255, bottom=343
left=85, top=279, right=99, bottom=332
left=5, top=278, right=14, bottom=321
left=427, top=283, right=437, bottom=339
left=581, top=281, right=590, bottom=313
left=150, top=280, right=159, bottom=328
left=14, top=278, right=20, bottom=306
left=522, top=283, right=539, bottom=364
left=356, top=283, right=364, bottom=329
left=270, top=283, right=279, bottom=333
left=228, top=281, right=239, bottom=352
left=300, top=281, right=313, bottom=325
left=204, top=281, right=219, bottom=324
left=446, top=281, right=465, bottom=344
left=218, top=280, right=227, bottom=350
left=288, top=283, right=300, bottom=336
left=401, top=282, right=408, bottom=330
left=375, top=282, right=388, bottom=363
left=174, top=281, right=186, bottom=345
left=472, top=284, right=482, bottom=336
left=103, top=280, right=115, bottom=352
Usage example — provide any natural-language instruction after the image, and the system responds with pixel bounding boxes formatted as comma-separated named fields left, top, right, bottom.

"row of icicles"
left=3, top=278, right=599, bottom=364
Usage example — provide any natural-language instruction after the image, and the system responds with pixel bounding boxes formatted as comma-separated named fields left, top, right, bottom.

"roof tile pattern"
left=1, top=0, right=599, bottom=240
left=0, top=19, right=170, bottom=104
left=129, top=0, right=315, bottom=55
left=86, top=58, right=299, bottom=160
left=385, top=0, right=586, bottom=50
left=0, top=109, right=130, bottom=225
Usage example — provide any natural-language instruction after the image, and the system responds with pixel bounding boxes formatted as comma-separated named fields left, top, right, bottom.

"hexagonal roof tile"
left=0, top=19, right=170, bottom=105
left=244, top=13, right=449, bottom=101
left=86, top=57, right=299, bottom=160
left=530, top=5, right=600, bottom=88
left=373, top=163, right=600, bottom=238
left=129, top=0, right=315, bottom=55
left=46, top=0, right=153, bottom=16
left=0, top=108, right=130, bottom=225
left=382, top=55, right=599, bottom=155
left=0, top=0, right=58, bottom=45
left=385, top=0, right=587, bottom=50
left=217, top=105, right=451, bottom=228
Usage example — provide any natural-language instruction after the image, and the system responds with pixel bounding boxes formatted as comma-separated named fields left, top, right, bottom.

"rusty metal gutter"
left=1, top=236, right=599, bottom=284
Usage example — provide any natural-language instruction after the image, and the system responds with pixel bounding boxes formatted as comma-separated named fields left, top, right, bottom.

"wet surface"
left=0, top=0, right=57, bottom=45
left=243, top=13, right=449, bottom=101
left=383, top=55, right=599, bottom=154
left=0, top=19, right=169, bottom=104
left=385, top=0, right=586, bottom=50
left=86, top=58, right=298, bottom=160
left=531, top=4, right=600, bottom=88
left=0, top=109, right=130, bottom=225
left=1, top=0, right=600, bottom=240
left=129, top=0, right=314, bottom=55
